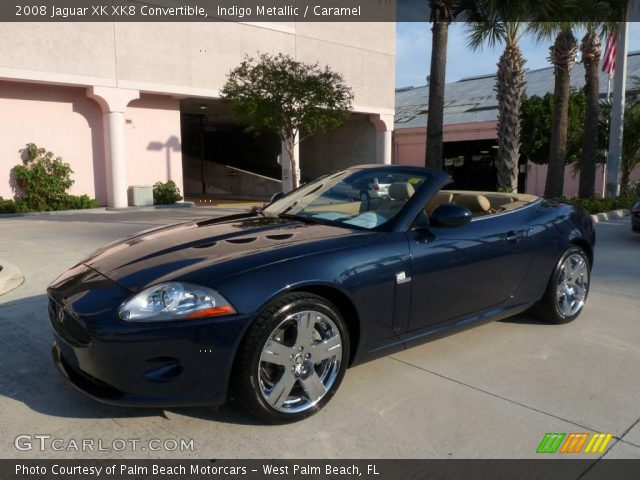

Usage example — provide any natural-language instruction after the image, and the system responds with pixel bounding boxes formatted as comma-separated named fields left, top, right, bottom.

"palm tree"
left=425, top=0, right=457, bottom=170
left=530, top=22, right=580, bottom=197
left=466, top=16, right=527, bottom=192
left=577, top=24, right=602, bottom=198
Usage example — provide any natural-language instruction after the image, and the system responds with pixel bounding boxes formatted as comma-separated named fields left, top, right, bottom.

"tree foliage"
left=221, top=53, right=353, bottom=189
left=521, top=91, right=607, bottom=166
left=621, top=99, right=640, bottom=191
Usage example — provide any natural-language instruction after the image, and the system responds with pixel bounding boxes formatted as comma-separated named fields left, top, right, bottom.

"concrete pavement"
left=0, top=209, right=638, bottom=459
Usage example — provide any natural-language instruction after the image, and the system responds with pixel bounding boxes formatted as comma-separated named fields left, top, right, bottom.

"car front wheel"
left=232, top=292, right=349, bottom=424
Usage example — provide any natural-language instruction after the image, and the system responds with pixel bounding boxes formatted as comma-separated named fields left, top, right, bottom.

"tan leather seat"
left=485, top=194, right=514, bottom=208
left=454, top=193, right=491, bottom=214
left=426, top=192, right=453, bottom=214
left=376, top=182, right=414, bottom=219
left=388, top=182, right=415, bottom=200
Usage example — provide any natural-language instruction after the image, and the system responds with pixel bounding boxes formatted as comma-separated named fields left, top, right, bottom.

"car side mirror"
left=270, top=191, right=285, bottom=204
left=430, top=204, right=472, bottom=228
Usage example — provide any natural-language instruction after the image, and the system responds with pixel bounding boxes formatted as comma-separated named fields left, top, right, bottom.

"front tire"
left=533, top=246, right=591, bottom=324
left=232, top=292, right=349, bottom=424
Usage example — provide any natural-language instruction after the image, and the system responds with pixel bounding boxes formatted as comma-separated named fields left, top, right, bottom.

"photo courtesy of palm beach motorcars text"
left=13, top=461, right=378, bottom=478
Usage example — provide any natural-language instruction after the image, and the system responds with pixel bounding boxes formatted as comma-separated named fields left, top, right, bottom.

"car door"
left=406, top=209, right=532, bottom=332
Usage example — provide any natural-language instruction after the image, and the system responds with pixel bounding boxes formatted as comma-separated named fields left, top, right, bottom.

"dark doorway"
left=442, top=139, right=527, bottom=193
left=180, top=99, right=281, bottom=197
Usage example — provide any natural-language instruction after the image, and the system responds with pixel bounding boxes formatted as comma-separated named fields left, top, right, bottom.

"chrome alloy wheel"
left=258, top=310, right=342, bottom=413
left=556, top=253, right=589, bottom=317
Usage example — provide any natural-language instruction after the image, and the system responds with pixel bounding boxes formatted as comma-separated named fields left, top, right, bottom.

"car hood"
left=83, top=214, right=377, bottom=291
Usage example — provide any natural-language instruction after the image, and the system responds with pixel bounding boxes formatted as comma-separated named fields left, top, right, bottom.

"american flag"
left=602, top=33, right=617, bottom=77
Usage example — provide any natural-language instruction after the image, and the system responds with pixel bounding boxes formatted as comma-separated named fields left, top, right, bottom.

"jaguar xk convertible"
left=48, top=165, right=595, bottom=423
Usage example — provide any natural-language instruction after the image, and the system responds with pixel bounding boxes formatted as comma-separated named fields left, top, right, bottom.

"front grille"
left=49, top=298, right=91, bottom=346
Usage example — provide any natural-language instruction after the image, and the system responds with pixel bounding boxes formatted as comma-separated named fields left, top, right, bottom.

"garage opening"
left=180, top=98, right=282, bottom=199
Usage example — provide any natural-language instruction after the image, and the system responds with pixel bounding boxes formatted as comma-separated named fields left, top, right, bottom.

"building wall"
left=395, top=122, right=640, bottom=197
left=300, top=114, right=377, bottom=180
left=0, top=81, right=182, bottom=205
left=125, top=95, right=182, bottom=192
left=526, top=162, right=640, bottom=198
left=393, top=121, right=498, bottom=166
left=0, top=21, right=395, bottom=204
left=0, top=81, right=106, bottom=203
left=0, top=22, right=395, bottom=111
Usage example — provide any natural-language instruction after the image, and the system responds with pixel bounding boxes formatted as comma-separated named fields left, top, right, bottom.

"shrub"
left=568, top=188, right=640, bottom=214
left=153, top=181, right=183, bottom=205
left=59, top=194, right=101, bottom=210
left=10, top=143, right=100, bottom=212
left=0, top=197, right=17, bottom=214
left=13, top=143, right=74, bottom=211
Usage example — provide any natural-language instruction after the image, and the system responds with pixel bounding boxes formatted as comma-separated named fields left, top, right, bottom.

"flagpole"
left=602, top=76, right=611, bottom=198
left=605, top=20, right=629, bottom=198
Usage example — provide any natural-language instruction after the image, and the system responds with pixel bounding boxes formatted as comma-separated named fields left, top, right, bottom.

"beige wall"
left=0, top=81, right=182, bottom=205
left=0, top=81, right=106, bottom=203
left=300, top=114, right=376, bottom=179
left=0, top=21, right=395, bottom=205
left=125, top=95, right=183, bottom=191
left=0, top=22, right=395, bottom=111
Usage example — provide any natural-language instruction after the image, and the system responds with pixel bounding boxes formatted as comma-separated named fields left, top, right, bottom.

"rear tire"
left=232, top=292, right=349, bottom=424
left=533, top=246, right=590, bottom=324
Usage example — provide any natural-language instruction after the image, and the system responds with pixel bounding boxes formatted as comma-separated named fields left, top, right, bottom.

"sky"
left=396, top=22, right=640, bottom=88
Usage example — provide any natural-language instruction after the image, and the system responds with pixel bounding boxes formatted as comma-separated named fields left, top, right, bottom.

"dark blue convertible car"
left=48, top=165, right=595, bottom=423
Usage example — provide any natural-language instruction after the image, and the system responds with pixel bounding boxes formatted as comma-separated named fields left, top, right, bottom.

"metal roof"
left=395, top=50, right=640, bottom=129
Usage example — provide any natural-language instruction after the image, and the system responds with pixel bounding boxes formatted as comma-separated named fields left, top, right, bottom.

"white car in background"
left=330, top=175, right=393, bottom=205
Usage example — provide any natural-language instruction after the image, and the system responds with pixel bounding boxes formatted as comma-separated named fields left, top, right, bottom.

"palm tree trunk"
left=545, top=30, right=578, bottom=198
left=495, top=43, right=525, bottom=193
left=578, top=29, right=601, bottom=198
left=426, top=20, right=448, bottom=170
left=620, top=162, right=630, bottom=195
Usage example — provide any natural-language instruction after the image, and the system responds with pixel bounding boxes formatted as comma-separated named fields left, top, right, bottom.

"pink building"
left=0, top=22, right=396, bottom=207
left=394, top=53, right=640, bottom=196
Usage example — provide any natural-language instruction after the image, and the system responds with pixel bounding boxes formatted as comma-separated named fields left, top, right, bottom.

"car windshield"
left=263, top=168, right=431, bottom=230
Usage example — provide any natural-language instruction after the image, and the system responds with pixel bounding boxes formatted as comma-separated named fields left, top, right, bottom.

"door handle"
left=504, top=231, right=519, bottom=242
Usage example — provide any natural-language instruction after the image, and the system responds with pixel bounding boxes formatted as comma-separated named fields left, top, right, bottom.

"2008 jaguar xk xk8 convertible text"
left=48, top=166, right=595, bottom=423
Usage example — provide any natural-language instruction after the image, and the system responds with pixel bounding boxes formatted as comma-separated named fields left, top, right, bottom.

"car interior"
left=303, top=180, right=539, bottom=229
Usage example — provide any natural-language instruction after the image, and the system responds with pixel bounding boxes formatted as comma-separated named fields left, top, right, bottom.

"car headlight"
left=118, top=282, right=235, bottom=322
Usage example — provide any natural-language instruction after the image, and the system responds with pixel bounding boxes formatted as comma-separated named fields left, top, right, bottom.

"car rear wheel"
left=232, top=292, right=349, bottom=424
left=533, top=246, right=590, bottom=324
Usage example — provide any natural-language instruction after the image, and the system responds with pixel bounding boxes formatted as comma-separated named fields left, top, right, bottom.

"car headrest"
left=426, top=192, right=454, bottom=212
left=388, top=182, right=415, bottom=201
left=455, top=193, right=491, bottom=213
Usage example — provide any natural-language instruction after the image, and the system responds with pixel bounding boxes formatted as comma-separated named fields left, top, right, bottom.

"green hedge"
left=566, top=187, right=640, bottom=214
left=0, top=197, right=17, bottom=214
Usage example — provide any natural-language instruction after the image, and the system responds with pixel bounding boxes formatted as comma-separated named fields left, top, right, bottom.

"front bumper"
left=48, top=263, right=253, bottom=407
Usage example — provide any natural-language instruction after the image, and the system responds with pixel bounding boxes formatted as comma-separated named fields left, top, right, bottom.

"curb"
left=105, top=202, right=195, bottom=211
left=0, top=259, right=24, bottom=296
left=590, top=209, right=630, bottom=224
left=0, top=202, right=196, bottom=218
